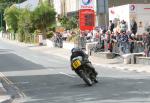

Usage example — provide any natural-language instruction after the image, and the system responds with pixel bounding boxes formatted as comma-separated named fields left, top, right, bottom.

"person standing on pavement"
left=130, top=19, right=138, bottom=35
left=80, top=31, right=86, bottom=49
left=62, top=31, right=68, bottom=41
left=110, top=32, right=117, bottom=53
left=128, top=31, right=136, bottom=53
left=118, top=31, right=129, bottom=54
left=112, top=30, right=120, bottom=53
left=120, top=20, right=128, bottom=33
left=100, top=29, right=107, bottom=50
left=143, top=33, right=150, bottom=57
left=109, top=20, right=115, bottom=33
left=86, top=31, right=93, bottom=42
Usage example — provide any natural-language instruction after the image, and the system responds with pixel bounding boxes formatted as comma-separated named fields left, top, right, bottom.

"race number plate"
left=72, top=60, right=81, bottom=69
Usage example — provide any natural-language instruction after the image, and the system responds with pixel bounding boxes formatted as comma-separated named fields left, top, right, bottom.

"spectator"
left=95, top=30, right=100, bottom=41
left=100, top=30, right=107, bottom=50
left=106, top=32, right=111, bottom=52
left=109, top=20, right=115, bottom=33
left=143, top=33, right=150, bottom=57
left=116, top=20, right=121, bottom=33
left=130, top=19, right=138, bottom=35
left=86, top=31, right=93, bottom=42
left=62, top=31, right=68, bottom=41
left=118, top=31, right=129, bottom=54
left=111, top=31, right=120, bottom=53
left=92, top=29, right=97, bottom=41
left=128, top=31, right=136, bottom=53
left=120, top=20, right=128, bottom=32
left=79, top=31, right=86, bottom=49
left=108, top=32, right=115, bottom=52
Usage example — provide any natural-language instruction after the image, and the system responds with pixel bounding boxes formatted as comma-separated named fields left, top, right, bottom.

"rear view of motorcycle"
left=71, top=56, right=98, bottom=86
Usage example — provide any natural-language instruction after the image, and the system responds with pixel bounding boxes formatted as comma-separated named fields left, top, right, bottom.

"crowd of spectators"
left=77, top=20, right=150, bottom=57
left=51, top=19, right=150, bottom=57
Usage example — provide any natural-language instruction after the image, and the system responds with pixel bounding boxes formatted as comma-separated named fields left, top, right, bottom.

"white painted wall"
left=66, top=0, right=79, bottom=12
left=53, top=0, right=61, bottom=14
left=109, top=4, right=150, bottom=34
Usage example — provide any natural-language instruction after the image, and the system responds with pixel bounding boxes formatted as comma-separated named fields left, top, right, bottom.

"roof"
left=15, top=0, right=40, bottom=11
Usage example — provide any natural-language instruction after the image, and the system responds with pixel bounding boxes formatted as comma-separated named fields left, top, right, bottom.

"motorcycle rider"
left=70, top=47, right=98, bottom=76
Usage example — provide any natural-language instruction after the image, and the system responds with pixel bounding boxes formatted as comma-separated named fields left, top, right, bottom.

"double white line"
left=0, top=72, right=26, bottom=98
left=0, top=72, right=13, bottom=84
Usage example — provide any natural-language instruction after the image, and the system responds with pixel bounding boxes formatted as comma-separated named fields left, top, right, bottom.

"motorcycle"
left=53, top=36, right=63, bottom=48
left=71, top=56, right=98, bottom=86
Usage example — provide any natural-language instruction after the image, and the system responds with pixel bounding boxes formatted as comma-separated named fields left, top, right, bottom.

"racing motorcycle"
left=71, top=56, right=98, bottom=86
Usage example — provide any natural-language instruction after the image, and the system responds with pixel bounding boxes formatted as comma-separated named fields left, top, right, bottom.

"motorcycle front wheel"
left=79, top=70, right=92, bottom=86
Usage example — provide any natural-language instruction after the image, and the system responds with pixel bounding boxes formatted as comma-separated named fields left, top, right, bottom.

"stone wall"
left=136, top=57, right=150, bottom=65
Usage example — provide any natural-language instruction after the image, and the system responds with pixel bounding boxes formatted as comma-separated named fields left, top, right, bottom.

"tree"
left=59, top=16, right=78, bottom=30
left=0, top=0, right=26, bottom=30
left=68, top=16, right=78, bottom=29
left=4, top=6, right=20, bottom=33
left=3, top=1, right=56, bottom=42
left=59, top=16, right=68, bottom=28
left=41, top=0, right=53, bottom=5
left=33, top=2, right=56, bottom=39
left=0, top=0, right=27, bottom=15
left=18, top=8, right=33, bottom=42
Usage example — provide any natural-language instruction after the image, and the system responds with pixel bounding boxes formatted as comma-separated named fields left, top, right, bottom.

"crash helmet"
left=71, top=47, right=81, bottom=53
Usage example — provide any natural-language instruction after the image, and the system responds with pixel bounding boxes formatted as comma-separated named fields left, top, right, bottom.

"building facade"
left=97, top=0, right=150, bottom=27
left=53, top=0, right=150, bottom=27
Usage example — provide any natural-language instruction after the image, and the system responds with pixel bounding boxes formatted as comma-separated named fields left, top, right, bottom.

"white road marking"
left=0, top=72, right=12, bottom=84
left=0, top=52, right=12, bottom=54
left=50, top=54, right=69, bottom=60
left=2, top=69, right=55, bottom=77
left=59, top=72, right=76, bottom=78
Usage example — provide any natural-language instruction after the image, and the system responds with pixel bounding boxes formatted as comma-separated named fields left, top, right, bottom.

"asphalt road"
left=0, top=39, right=150, bottom=103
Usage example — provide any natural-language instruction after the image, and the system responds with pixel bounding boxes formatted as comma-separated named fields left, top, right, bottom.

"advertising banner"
left=79, top=9, right=95, bottom=30
left=80, top=0, right=94, bottom=10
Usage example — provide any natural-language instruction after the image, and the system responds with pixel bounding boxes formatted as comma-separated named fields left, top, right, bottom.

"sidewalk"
left=28, top=44, right=150, bottom=73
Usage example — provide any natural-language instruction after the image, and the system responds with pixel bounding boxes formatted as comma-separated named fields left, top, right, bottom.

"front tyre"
left=94, top=78, right=98, bottom=83
left=79, top=71, right=92, bottom=86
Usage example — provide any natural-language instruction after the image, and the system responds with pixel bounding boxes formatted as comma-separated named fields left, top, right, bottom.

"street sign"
left=79, top=9, right=95, bottom=31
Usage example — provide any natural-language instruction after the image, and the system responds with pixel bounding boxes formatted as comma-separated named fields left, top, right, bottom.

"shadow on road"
left=5, top=74, right=150, bottom=103
left=1, top=48, right=150, bottom=103
left=0, top=53, right=45, bottom=72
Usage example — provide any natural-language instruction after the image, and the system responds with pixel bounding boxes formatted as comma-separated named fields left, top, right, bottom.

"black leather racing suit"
left=70, top=50, right=97, bottom=76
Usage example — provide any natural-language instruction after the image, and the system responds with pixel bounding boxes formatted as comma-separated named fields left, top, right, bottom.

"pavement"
left=0, top=38, right=150, bottom=102
left=29, top=45, right=150, bottom=73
